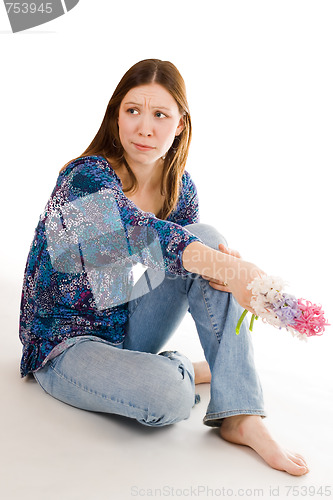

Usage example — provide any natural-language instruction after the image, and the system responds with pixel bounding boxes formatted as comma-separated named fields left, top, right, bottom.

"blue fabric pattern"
left=19, top=155, right=201, bottom=377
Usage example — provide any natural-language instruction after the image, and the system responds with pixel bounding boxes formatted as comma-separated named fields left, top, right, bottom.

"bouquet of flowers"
left=235, top=275, right=329, bottom=340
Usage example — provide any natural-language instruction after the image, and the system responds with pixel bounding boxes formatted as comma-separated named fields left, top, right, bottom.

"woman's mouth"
left=133, top=143, right=155, bottom=151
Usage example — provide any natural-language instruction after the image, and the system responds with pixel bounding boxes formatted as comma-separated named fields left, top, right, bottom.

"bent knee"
left=185, top=223, right=228, bottom=250
left=139, top=368, right=195, bottom=427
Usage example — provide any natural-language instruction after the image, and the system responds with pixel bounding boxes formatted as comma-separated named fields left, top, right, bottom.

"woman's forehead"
left=122, top=83, right=178, bottom=109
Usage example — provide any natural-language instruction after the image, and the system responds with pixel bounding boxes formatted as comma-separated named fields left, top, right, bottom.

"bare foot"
left=193, top=361, right=211, bottom=384
left=220, top=415, right=309, bottom=476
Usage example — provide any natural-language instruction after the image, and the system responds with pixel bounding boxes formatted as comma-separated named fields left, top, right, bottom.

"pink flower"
left=293, top=299, right=329, bottom=337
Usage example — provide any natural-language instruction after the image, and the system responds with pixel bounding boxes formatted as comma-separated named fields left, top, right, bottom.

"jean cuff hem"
left=203, top=409, right=267, bottom=427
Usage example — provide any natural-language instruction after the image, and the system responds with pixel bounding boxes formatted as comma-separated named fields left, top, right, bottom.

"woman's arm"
left=56, top=156, right=203, bottom=277
left=182, top=241, right=265, bottom=313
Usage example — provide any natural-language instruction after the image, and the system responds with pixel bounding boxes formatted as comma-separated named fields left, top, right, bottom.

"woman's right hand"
left=182, top=241, right=266, bottom=313
left=226, top=259, right=266, bottom=314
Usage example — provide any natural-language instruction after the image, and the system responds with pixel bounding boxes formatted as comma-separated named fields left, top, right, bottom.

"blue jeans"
left=34, top=223, right=265, bottom=427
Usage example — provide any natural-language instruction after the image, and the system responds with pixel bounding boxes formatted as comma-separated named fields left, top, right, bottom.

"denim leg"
left=123, top=223, right=266, bottom=427
left=184, top=223, right=266, bottom=426
left=122, top=223, right=227, bottom=353
left=33, top=337, right=195, bottom=427
left=123, top=273, right=189, bottom=353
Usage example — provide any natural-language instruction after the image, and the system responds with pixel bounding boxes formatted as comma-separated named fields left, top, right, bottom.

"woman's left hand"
left=201, top=243, right=241, bottom=293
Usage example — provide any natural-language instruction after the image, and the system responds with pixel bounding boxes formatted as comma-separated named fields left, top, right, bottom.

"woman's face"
left=117, top=83, right=184, bottom=169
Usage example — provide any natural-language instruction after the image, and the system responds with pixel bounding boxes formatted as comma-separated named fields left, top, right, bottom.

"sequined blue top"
left=19, top=155, right=201, bottom=377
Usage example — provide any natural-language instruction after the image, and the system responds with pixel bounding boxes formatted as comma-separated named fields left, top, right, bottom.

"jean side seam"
left=199, top=277, right=223, bottom=343
left=48, top=361, right=150, bottom=413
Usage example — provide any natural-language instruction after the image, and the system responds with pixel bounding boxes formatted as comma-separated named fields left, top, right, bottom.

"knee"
left=139, top=360, right=195, bottom=427
left=185, top=223, right=228, bottom=251
left=141, top=386, right=194, bottom=427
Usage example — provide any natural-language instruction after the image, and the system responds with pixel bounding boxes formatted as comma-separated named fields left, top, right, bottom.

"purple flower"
left=271, top=293, right=301, bottom=327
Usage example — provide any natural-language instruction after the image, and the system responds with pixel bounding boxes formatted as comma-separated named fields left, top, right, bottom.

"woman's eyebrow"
left=124, top=102, right=141, bottom=106
left=124, top=101, right=171, bottom=111
left=152, top=106, right=171, bottom=111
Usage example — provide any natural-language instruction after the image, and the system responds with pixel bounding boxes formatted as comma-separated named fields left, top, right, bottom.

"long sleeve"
left=50, top=156, right=201, bottom=277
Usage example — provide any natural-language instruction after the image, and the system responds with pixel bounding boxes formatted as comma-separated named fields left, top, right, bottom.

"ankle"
left=222, top=414, right=261, bottom=428
left=193, top=361, right=211, bottom=384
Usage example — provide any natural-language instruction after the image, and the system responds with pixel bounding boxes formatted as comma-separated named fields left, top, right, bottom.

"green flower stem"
left=235, top=309, right=248, bottom=335
left=249, top=314, right=258, bottom=331
left=236, top=310, right=259, bottom=335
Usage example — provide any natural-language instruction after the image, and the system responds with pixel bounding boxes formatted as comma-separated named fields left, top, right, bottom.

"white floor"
left=1, top=1, right=333, bottom=498
left=1, top=271, right=332, bottom=500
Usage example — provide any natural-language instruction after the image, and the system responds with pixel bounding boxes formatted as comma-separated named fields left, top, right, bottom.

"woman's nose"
left=138, top=114, right=153, bottom=136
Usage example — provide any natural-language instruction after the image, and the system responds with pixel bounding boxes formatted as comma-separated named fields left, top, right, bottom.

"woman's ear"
left=175, top=115, right=185, bottom=136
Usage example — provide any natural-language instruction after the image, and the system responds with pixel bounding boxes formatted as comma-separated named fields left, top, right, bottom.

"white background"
left=0, top=1, right=332, bottom=499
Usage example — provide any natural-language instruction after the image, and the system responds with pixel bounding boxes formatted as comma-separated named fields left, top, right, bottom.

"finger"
left=230, top=248, right=241, bottom=259
left=218, top=244, right=241, bottom=259
left=201, top=275, right=227, bottom=286
left=205, top=277, right=225, bottom=285
left=218, top=243, right=230, bottom=254
left=208, top=281, right=232, bottom=293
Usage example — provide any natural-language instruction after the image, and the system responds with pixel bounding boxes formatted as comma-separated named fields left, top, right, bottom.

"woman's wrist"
left=182, top=241, right=239, bottom=282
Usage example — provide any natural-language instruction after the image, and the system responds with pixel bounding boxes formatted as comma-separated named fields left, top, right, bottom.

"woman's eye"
left=127, top=108, right=139, bottom=115
left=155, top=112, right=167, bottom=118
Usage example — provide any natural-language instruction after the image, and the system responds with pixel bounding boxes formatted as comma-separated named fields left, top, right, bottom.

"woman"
left=19, top=59, right=308, bottom=476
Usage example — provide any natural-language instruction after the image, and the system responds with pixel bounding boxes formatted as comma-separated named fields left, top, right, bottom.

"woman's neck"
left=120, top=158, right=163, bottom=193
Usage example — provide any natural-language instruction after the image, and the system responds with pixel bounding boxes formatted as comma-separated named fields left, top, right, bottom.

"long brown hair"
left=61, top=59, right=192, bottom=220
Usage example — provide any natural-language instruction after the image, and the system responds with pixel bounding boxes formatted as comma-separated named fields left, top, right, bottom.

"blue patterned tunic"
left=19, top=155, right=201, bottom=377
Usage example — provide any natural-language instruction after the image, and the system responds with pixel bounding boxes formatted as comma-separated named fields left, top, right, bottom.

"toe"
left=286, top=456, right=309, bottom=476
left=268, top=450, right=309, bottom=476
left=293, top=452, right=308, bottom=465
left=287, top=451, right=309, bottom=469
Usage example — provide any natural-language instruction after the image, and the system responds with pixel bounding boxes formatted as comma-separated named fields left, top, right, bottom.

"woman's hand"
left=226, top=259, right=266, bottom=314
left=201, top=243, right=266, bottom=314
left=201, top=243, right=241, bottom=293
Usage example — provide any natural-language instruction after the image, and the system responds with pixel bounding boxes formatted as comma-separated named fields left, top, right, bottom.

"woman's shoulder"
left=56, top=155, right=122, bottom=197
left=60, top=155, right=121, bottom=182
left=181, top=170, right=198, bottom=196
left=61, top=155, right=110, bottom=173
